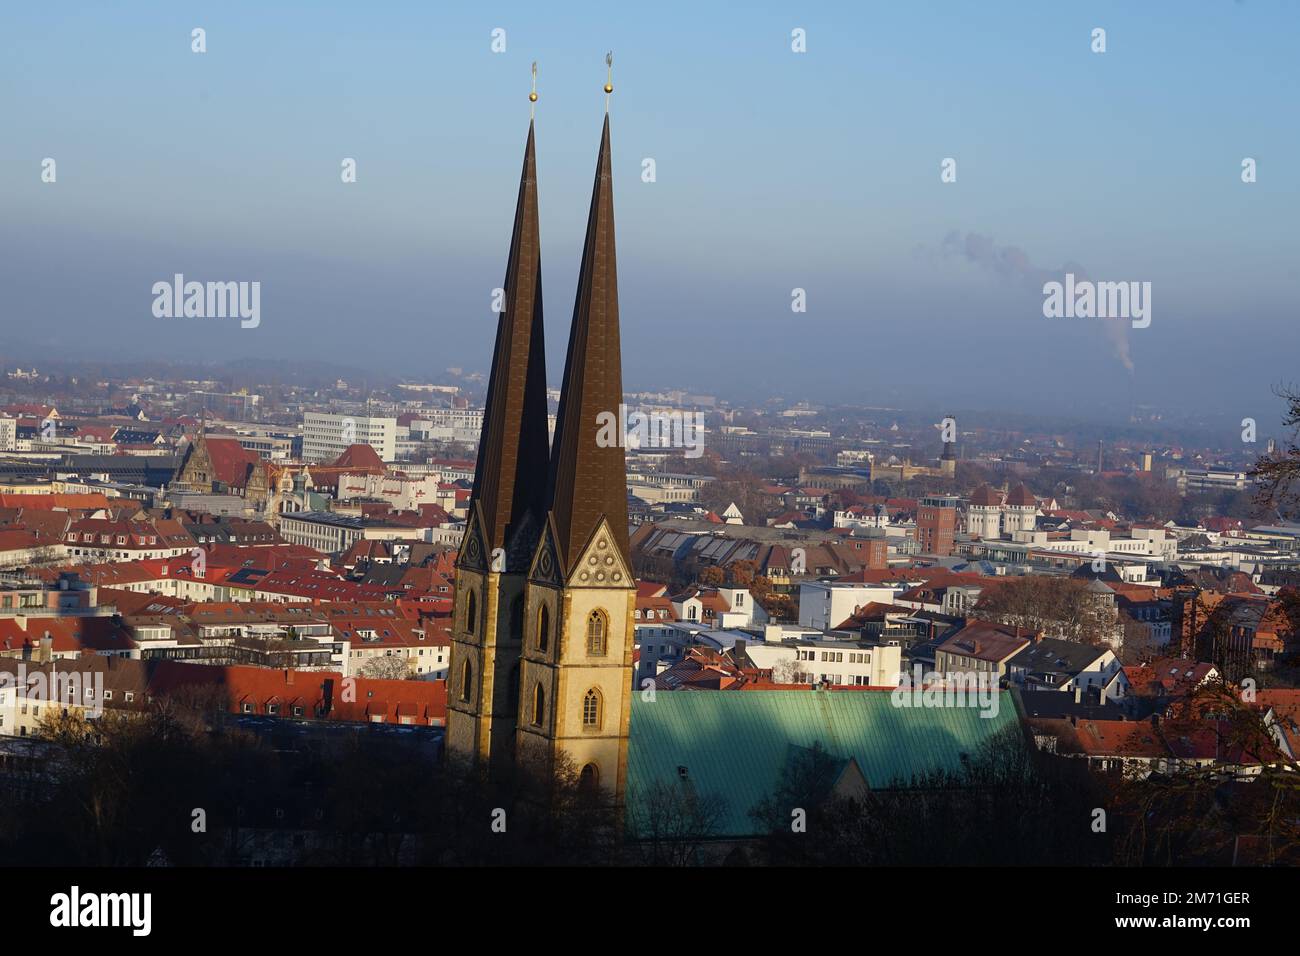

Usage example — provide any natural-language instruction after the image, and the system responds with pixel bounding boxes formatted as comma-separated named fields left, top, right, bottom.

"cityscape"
left=2, top=0, right=1297, bottom=934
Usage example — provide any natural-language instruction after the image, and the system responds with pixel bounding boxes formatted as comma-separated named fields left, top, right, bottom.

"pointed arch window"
left=536, top=604, right=550, bottom=652
left=582, top=687, right=603, bottom=730
left=465, top=589, right=477, bottom=636
left=587, top=609, right=607, bottom=656
left=579, top=763, right=599, bottom=793
left=460, top=659, right=473, bottom=703
left=532, top=683, right=545, bottom=727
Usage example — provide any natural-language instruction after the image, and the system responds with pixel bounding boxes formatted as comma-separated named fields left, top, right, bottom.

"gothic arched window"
left=537, top=604, right=550, bottom=652
left=460, top=659, right=472, bottom=703
left=582, top=687, right=602, bottom=730
left=465, top=589, right=477, bottom=635
left=587, top=609, right=607, bottom=656
left=532, top=683, right=545, bottom=727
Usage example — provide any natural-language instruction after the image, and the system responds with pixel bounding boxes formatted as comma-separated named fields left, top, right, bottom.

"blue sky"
left=1, top=1, right=1297, bottom=423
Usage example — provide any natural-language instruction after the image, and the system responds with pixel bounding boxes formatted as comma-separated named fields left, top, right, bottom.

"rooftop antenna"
left=530, top=61, right=538, bottom=119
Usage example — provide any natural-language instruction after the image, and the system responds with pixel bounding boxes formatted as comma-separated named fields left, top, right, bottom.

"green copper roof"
left=626, top=689, right=1020, bottom=838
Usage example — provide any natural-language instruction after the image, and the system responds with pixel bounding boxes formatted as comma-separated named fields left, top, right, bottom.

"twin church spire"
left=449, top=61, right=635, bottom=797
left=467, top=63, right=629, bottom=578
left=545, top=111, right=630, bottom=575
left=465, top=119, right=549, bottom=571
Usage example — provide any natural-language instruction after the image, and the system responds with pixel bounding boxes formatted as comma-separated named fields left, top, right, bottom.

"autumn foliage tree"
left=697, top=566, right=725, bottom=587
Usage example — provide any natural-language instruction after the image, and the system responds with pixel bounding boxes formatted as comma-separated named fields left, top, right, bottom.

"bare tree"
left=358, top=655, right=411, bottom=680
left=1252, top=385, right=1300, bottom=520
left=625, top=779, right=730, bottom=866
left=974, top=576, right=1116, bottom=645
left=1112, top=679, right=1300, bottom=865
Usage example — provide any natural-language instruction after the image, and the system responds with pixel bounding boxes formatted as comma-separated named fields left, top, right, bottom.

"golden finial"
left=529, top=61, right=538, bottom=117
left=604, top=51, right=614, bottom=102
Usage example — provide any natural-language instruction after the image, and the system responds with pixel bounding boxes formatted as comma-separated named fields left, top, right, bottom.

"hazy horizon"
left=3, top=1, right=1297, bottom=424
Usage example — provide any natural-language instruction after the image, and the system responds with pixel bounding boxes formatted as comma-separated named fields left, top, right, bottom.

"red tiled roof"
left=0, top=493, right=114, bottom=511
left=146, top=661, right=447, bottom=725
left=1006, top=484, right=1036, bottom=507
left=333, top=443, right=386, bottom=471
left=937, top=620, right=1033, bottom=662
left=1072, top=719, right=1168, bottom=758
left=203, top=437, right=261, bottom=489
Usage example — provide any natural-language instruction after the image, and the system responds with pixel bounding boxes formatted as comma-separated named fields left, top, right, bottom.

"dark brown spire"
left=546, top=113, right=630, bottom=575
left=467, top=120, right=550, bottom=567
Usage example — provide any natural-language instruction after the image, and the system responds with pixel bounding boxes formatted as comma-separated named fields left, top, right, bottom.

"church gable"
left=245, top=460, right=272, bottom=506
left=528, top=520, right=564, bottom=587
left=458, top=506, right=490, bottom=574
left=564, top=517, right=632, bottom=590
left=176, top=440, right=214, bottom=491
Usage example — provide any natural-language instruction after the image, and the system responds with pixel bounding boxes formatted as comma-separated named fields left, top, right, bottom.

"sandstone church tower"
left=448, top=65, right=635, bottom=802
left=445, top=115, right=551, bottom=777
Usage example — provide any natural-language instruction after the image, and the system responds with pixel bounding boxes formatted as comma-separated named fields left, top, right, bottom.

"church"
left=446, top=74, right=1019, bottom=828
left=446, top=82, right=635, bottom=800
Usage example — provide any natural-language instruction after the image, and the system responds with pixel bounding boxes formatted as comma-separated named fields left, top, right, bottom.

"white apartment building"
left=409, top=408, right=485, bottom=444
left=835, top=449, right=874, bottom=469
left=278, top=513, right=367, bottom=554
left=422, top=461, right=475, bottom=483
left=302, top=412, right=396, bottom=463
left=625, top=472, right=714, bottom=505
left=798, top=581, right=900, bottom=632
left=1175, top=469, right=1249, bottom=493
left=279, top=512, right=436, bottom=555
left=982, top=527, right=1176, bottom=563
left=336, top=472, right=442, bottom=511
left=785, top=638, right=902, bottom=687
left=0, top=417, right=15, bottom=452
left=833, top=505, right=891, bottom=531
left=631, top=621, right=901, bottom=689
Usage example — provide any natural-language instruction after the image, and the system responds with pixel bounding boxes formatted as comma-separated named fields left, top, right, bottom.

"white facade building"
left=336, top=472, right=442, bottom=511
left=784, top=638, right=902, bottom=687
left=409, top=408, right=485, bottom=444
left=798, top=581, right=900, bottom=632
left=302, top=412, right=396, bottom=463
